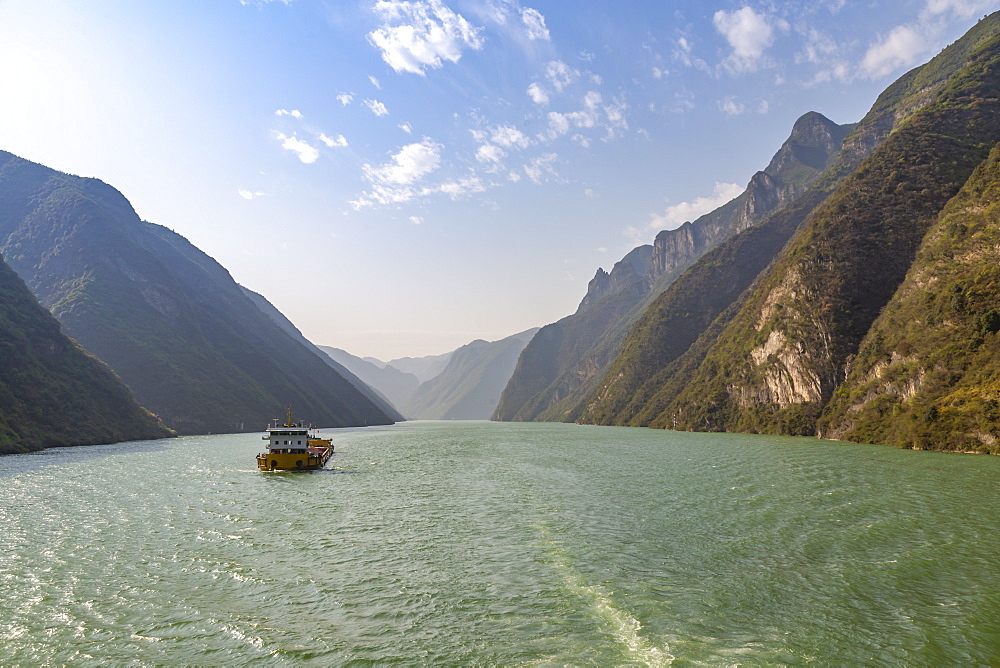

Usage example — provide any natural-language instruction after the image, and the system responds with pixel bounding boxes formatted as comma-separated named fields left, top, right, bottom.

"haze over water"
left=1, top=421, right=998, bottom=664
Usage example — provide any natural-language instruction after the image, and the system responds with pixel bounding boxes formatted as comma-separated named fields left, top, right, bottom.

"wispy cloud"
left=351, top=139, right=492, bottom=209
left=337, top=92, right=354, bottom=106
left=238, top=189, right=266, bottom=200
left=365, top=98, right=389, bottom=116
left=319, top=133, right=348, bottom=147
left=369, top=75, right=382, bottom=89
left=275, top=108, right=303, bottom=119
left=545, top=60, right=578, bottom=91
left=646, top=181, right=743, bottom=232
left=719, top=96, right=745, bottom=116
left=368, top=0, right=484, bottom=75
left=399, top=122, right=413, bottom=134
left=476, top=143, right=506, bottom=163
left=524, top=152, right=558, bottom=184
left=545, top=90, right=626, bottom=141
left=520, top=7, right=549, bottom=40
left=275, top=132, right=319, bottom=163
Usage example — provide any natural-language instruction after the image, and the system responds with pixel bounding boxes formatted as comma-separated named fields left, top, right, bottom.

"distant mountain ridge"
left=0, top=152, right=395, bottom=434
left=0, top=253, right=172, bottom=453
left=494, top=110, right=852, bottom=423
left=241, top=288, right=405, bottom=422
left=317, top=345, right=420, bottom=411
left=403, top=329, right=538, bottom=420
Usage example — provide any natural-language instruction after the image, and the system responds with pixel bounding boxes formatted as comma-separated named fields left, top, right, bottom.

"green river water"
left=1, top=420, right=998, bottom=665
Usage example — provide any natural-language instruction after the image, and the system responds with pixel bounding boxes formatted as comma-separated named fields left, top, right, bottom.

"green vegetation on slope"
left=819, top=142, right=1000, bottom=453
left=0, top=153, right=395, bottom=434
left=656, top=30, right=1000, bottom=440
left=495, top=111, right=850, bottom=423
left=0, top=254, right=172, bottom=454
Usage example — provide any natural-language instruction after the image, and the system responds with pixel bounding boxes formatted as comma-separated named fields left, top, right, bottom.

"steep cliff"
left=817, top=142, right=1000, bottom=453
left=0, top=152, right=396, bottom=434
left=581, top=18, right=1000, bottom=448
left=494, top=111, right=852, bottom=422
left=0, top=254, right=172, bottom=454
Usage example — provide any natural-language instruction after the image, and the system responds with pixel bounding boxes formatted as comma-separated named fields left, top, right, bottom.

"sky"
left=0, top=0, right=995, bottom=360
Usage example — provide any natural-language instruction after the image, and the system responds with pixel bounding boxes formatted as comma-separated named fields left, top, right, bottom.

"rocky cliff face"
left=576, top=13, right=1000, bottom=440
left=495, top=110, right=851, bottom=423
left=817, top=142, right=1000, bottom=453
left=577, top=245, right=652, bottom=313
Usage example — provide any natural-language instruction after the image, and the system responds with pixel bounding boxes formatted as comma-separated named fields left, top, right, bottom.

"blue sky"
left=0, top=0, right=994, bottom=359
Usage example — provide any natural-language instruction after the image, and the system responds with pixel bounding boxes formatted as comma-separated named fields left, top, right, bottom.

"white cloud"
left=527, top=82, right=549, bottom=104
left=365, top=98, right=390, bottom=116
left=547, top=111, right=571, bottom=136
left=409, top=215, right=424, bottom=224
left=364, top=139, right=442, bottom=186
left=524, top=152, right=558, bottom=184
left=437, top=175, right=486, bottom=199
left=275, top=132, right=320, bottom=163
left=476, top=143, right=506, bottom=163
left=369, top=75, right=382, bottom=89
left=521, top=7, right=550, bottom=40
left=319, top=133, right=348, bottom=147
left=368, top=0, right=484, bottom=75
left=238, top=189, right=266, bottom=200
left=713, top=6, right=779, bottom=73
left=399, top=122, right=413, bottom=134
left=859, top=25, right=925, bottom=79
left=491, top=125, right=531, bottom=148
left=337, top=92, right=354, bottom=106
left=275, top=108, right=303, bottom=119
left=719, top=97, right=745, bottom=116
left=545, top=60, right=578, bottom=91
left=648, top=182, right=743, bottom=230
left=923, top=0, right=995, bottom=18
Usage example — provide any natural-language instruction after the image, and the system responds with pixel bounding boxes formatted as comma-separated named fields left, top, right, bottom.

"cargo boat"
left=257, top=408, right=333, bottom=471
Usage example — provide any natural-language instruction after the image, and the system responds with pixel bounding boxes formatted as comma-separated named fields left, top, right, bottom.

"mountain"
left=494, top=110, right=853, bottom=423
left=240, top=288, right=405, bottom=422
left=403, top=329, right=538, bottom=419
left=0, top=152, right=395, bottom=434
left=817, top=142, right=1000, bottom=452
left=317, top=345, right=420, bottom=411
left=0, top=253, right=172, bottom=454
left=577, top=14, right=1000, bottom=452
left=386, top=352, right=453, bottom=384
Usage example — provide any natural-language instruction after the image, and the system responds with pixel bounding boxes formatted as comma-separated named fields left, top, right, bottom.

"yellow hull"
left=257, top=447, right=332, bottom=471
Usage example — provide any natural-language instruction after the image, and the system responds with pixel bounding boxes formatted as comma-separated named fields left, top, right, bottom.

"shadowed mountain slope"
left=0, top=152, right=395, bottom=434
left=0, top=254, right=172, bottom=454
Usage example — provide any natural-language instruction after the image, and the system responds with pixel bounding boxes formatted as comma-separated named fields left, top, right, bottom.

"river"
left=1, top=421, right=998, bottom=665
